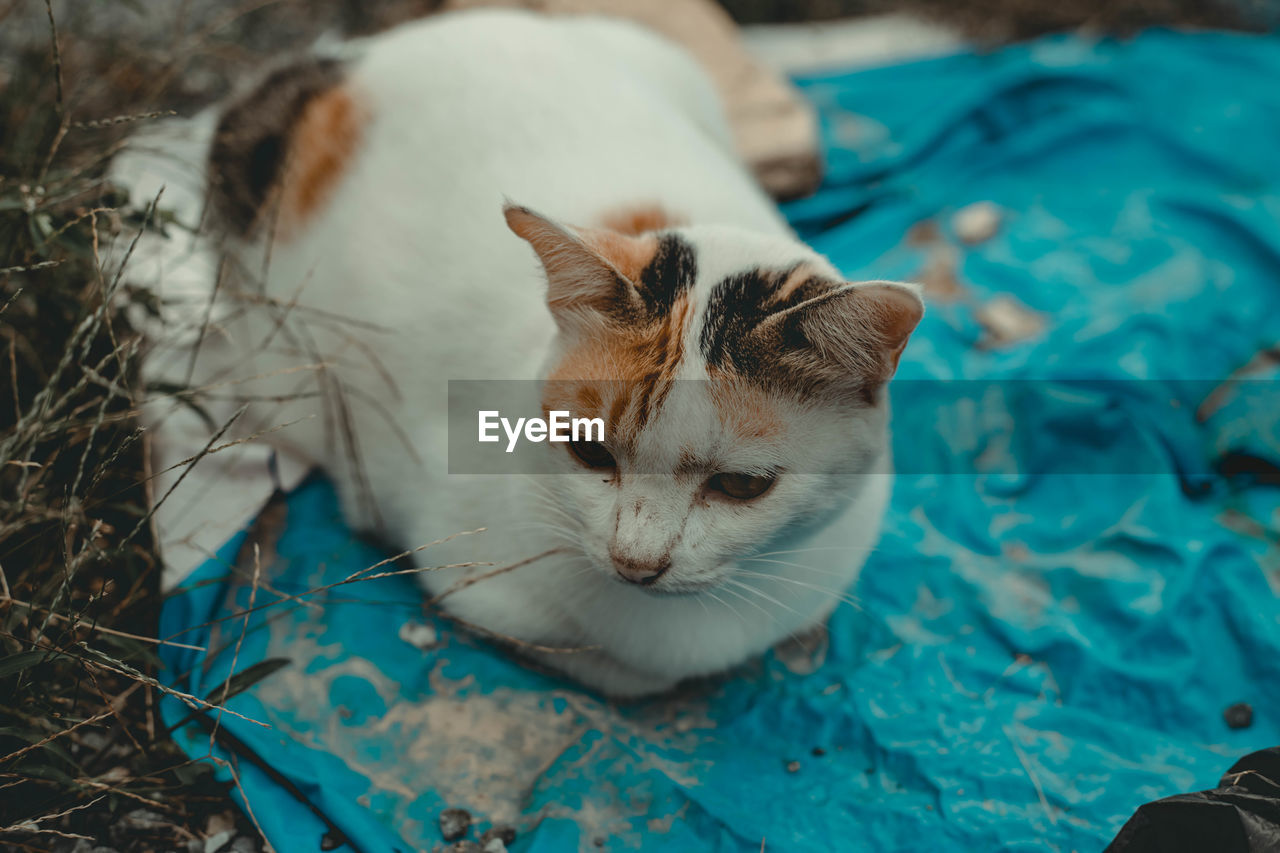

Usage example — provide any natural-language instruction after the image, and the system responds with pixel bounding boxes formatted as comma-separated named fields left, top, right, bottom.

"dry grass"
left=0, top=3, right=332, bottom=848
left=0, top=0, right=1266, bottom=849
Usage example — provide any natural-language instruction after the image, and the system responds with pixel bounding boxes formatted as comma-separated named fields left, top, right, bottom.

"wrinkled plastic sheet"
left=159, top=29, right=1280, bottom=852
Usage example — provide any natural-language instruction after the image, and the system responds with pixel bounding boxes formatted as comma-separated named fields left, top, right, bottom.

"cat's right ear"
left=504, top=203, right=644, bottom=331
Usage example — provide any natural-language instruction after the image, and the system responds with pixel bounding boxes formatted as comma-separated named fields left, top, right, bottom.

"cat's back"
left=346, top=9, right=777, bottom=228
left=214, top=10, right=786, bottom=351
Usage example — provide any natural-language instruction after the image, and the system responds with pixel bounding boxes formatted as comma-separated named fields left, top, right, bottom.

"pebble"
left=204, top=830, right=234, bottom=853
left=107, top=809, right=168, bottom=845
left=116, top=809, right=168, bottom=831
left=953, top=201, right=1002, bottom=244
left=785, top=760, right=801, bottom=773
left=976, top=296, right=1044, bottom=346
left=399, top=620, right=438, bottom=650
left=480, top=826, right=517, bottom=847
left=205, top=812, right=236, bottom=838
left=439, top=808, right=473, bottom=842
left=481, top=839, right=507, bottom=853
left=447, top=843, right=482, bottom=853
left=1224, top=702, right=1254, bottom=730
left=811, top=747, right=826, bottom=757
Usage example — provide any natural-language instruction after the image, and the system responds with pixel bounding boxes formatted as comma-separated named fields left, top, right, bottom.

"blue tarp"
left=160, top=29, right=1280, bottom=852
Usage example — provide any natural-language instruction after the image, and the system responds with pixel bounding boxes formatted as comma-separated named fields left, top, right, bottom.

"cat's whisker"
left=509, top=513, right=583, bottom=538
left=732, top=569, right=866, bottom=613
left=527, top=484, right=576, bottom=510
left=716, top=582, right=778, bottom=626
left=527, top=492, right=581, bottom=519
left=748, top=545, right=867, bottom=560
left=723, top=577, right=801, bottom=619
left=508, top=520, right=580, bottom=544
left=703, top=590, right=748, bottom=627
left=528, top=502, right=587, bottom=534
left=739, top=556, right=848, bottom=578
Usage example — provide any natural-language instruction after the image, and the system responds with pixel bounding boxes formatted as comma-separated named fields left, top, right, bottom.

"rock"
left=953, top=201, right=1001, bottom=244
left=480, top=826, right=517, bottom=847
left=108, top=809, right=169, bottom=844
left=481, top=839, right=507, bottom=853
left=205, top=811, right=237, bottom=838
left=204, top=829, right=234, bottom=853
left=447, top=843, right=482, bottom=853
left=976, top=295, right=1044, bottom=347
left=1224, top=702, right=1254, bottom=729
left=117, top=809, right=168, bottom=831
left=438, top=808, right=472, bottom=842
left=399, top=620, right=439, bottom=650
left=79, top=731, right=111, bottom=752
left=229, top=837, right=257, bottom=853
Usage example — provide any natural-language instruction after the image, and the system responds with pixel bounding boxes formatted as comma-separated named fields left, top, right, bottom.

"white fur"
left=134, top=10, right=913, bottom=696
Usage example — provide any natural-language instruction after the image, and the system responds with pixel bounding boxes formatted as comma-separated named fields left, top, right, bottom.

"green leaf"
left=14, top=759, right=77, bottom=786
left=0, top=650, right=50, bottom=680
left=24, top=736, right=81, bottom=771
left=204, top=657, right=291, bottom=704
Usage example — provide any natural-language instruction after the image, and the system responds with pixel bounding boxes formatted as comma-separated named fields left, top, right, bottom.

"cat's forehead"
left=670, top=224, right=837, bottom=294
left=635, top=374, right=795, bottom=470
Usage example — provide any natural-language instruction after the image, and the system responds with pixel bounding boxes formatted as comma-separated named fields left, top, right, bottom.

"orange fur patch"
left=536, top=207, right=697, bottom=450
left=577, top=228, right=659, bottom=283
left=543, top=292, right=694, bottom=448
left=276, top=86, right=366, bottom=236
left=596, top=204, right=686, bottom=236
left=710, top=374, right=785, bottom=442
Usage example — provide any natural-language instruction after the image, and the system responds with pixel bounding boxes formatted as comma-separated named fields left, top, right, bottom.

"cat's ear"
left=503, top=202, right=644, bottom=329
left=763, top=281, right=923, bottom=391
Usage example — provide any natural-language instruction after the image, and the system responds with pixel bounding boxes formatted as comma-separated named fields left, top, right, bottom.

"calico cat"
left=147, top=8, right=922, bottom=696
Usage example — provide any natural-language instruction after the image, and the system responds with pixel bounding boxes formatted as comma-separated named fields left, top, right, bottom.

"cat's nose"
left=610, top=551, right=671, bottom=585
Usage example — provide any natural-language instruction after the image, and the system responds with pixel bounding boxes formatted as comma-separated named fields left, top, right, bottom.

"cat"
left=139, top=8, right=922, bottom=697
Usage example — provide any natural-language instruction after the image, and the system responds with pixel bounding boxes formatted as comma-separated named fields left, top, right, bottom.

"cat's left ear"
left=763, top=281, right=923, bottom=389
left=503, top=203, right=646, bottom=331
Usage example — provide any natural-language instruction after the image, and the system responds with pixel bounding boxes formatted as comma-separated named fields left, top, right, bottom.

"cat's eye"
left=568, top=439, right=616, bottom=470
left=707, top=472, right=776, bottom=501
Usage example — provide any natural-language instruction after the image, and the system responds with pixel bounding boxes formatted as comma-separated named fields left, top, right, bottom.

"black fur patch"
left=636, top=234, right=698, bottom=317
left=208, top=58, right=345, bottom=236
left=699, top=266, right=830, bottom=372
